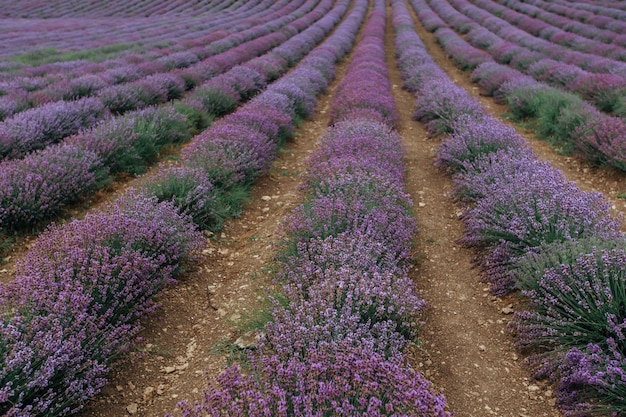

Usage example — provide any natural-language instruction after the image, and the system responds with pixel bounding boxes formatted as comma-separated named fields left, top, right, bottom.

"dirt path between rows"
left=78, top=9, right=366, bottom=417
left=390, top=2, right=563, bottom=416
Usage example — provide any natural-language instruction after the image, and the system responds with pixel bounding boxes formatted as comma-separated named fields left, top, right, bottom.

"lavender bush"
left=0, top=144, right=105, bottom=230
left=177, top=341, right=449, bottom=417
left=413, top=79, right=483, bottom=136
left=0, top=193, right=202, bottom=416
left=435, top=115, right=529, bottom=175
left=0, top=97, right=107, bottom=160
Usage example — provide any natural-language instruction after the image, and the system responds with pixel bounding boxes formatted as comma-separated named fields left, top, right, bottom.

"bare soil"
left=55, top=1, right=626, bottom=416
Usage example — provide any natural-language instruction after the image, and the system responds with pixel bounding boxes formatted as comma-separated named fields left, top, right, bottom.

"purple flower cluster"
left=0, top=97, right=107, bottom=160
left=0, top=192, right=203, bottom=416
left=393, top=0, right=626, bottom=412
left=0, top=143, right=106, bottom=230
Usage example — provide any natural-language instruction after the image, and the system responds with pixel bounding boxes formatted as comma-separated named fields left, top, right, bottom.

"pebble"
left=126, top=403, right=138, bottom=414
left=163, top=366, right=176, bottom=374
left=261, top=196, right=272, bottom=201
left=501, top=304, right=514, bottom=314
left=143, top=387, right=155, bottom=402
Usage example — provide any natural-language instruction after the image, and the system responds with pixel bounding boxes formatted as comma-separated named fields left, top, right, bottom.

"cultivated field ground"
left=1, top=0, right=626, bottom=416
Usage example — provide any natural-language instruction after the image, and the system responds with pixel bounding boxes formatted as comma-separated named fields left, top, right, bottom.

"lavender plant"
left=175, top=341, right=449, bottom=417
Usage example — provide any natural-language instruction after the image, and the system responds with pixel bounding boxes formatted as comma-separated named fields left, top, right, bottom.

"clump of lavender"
left=568, top=73, right=626, bottom=114
left=513, top=247, right=626, bottom=355
left=0, top=143, right=106, bottom=230
left=0, top=97, right=107, bottom=160
left=280, top=174, right=416, bottom=264
left=460, top=167, right=620, bottom=295
left=182, top=121, right=277, bottom=188
left=413, top=79, right=484, bottom=136
left=435, top=115, right=529, bottom=175
left=142, top=166, right=221, bottom=231
left=0, top=193, right=202, bottom=416
left=174, top=341, right=449, bottom=417
left=576, top=116, right=626, bottom=171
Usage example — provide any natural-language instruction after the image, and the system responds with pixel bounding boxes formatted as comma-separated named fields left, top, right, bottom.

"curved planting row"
left=0, top=0, right=347, bottom=237
left=169, top=2, right=450, bottom=416
left=440, top=0, right=626, bottom=76
left=554, top=0, right=626, bottom=20
left=395, top=1, right=626, bottom=414
left=0, top=0, right=321, bottom=152
left=407, top=0, right=626, bottom=174
left=0, top=0, right=357, bottom=414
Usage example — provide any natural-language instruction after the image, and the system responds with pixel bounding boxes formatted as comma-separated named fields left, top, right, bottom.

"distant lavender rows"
left=0, top=0, right=330, bottom=162
left=0, top=0, right=271, bottom=73
left=396, top=0, right=626, bottom=413
left=469, top=0, right=626, bottom=58
left=493, top=0, right=626, bottom=46
left=0, top=0, right=357, bottom=413
left=555, top=0, right=626, bottom=19
left=409, top=0, right=626, bottom=173
left=0, top=0, right=302, bottom=112
left=422, top=0, right=626, bottom=80
left=0, top=0, right=344, bottom=234
left=414, top=0, right=626, bottom=118
left=1, top=0, right=234, bottom=18
left=0, top=0, right=305, bottom=62
left=0, top=0, right=258, bottom=60
left=171, top=1, right=450, bottom=415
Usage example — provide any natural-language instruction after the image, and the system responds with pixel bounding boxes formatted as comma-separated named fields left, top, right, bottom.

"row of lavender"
left=0, top=0, right=344, bottom=243
left=408, top=0, right=626, bottom=174
left=170, top=1, right=450, bottom=415
left=396, top=0, right=626, bottom=414
left=0, top=0, right=355, bottom=413
left=419, top=0, right=626, bottom=117
left=0, top=0, right=260, bottom=60
left=0, top=0, right=310, bottom=123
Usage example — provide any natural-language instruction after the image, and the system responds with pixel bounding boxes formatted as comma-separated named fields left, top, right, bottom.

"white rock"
left=126, top=403, right=138, bottom=414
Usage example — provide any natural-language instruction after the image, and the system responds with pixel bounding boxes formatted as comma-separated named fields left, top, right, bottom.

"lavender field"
left=1, top=0, right=626, bottom=416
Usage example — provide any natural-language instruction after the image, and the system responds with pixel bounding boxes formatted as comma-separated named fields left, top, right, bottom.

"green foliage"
left=0, top=234, right=12, bottom=264
left=193, top=87, right=238, bottom=117
left=507, top=86, right=595, bottom=155
left=513, top=237, right=626, bottom=291
left=172, top=101, right=212, bottom=134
